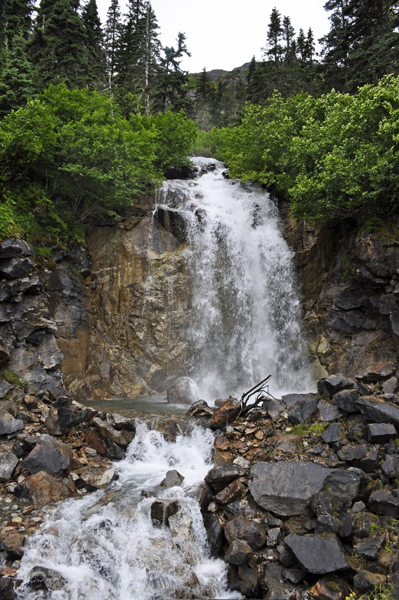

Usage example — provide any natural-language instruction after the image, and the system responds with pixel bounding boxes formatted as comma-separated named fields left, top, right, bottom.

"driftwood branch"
left=239, top=375, right=273, bottom=417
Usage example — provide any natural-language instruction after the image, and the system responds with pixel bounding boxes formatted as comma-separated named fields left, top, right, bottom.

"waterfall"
left=16, top=423, right=239, bottom=600
left=157, top=157, right=314, bottom=399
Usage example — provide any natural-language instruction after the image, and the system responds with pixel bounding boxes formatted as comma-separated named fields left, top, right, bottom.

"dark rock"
left=382, top=454, right=399, bottom=478
left=0, top=238, right=33, bottom=258
left=333, top=389, right=359, bottom=413
left=25, top=566, right=66, bottom=594
left=324, top=469, right=361, bottom=502
left=0, top=410, right=24, bottom=435
left=355, top=536, right=385, bottom=560
left=209, top=398, right=240, bottom=430
left=249, top=461, right=332, bottom=516
left=277, top=544, right=296, bottom=567
left=0, top=257, right=34, bottom=279
left=185, top=400, right=213, bottom=418
left=0, top=380, right=13, bottom=399
left=357, top=362, right=396, bottom=383
left=0, top=578, right=17, bottom=600
left=102, top=437, right=126, bottom=460
left=205, top=464, right=245, bottom=488
left=154, top=206, right=189, bottom=244
left=339, top=513, right=354, bottom=538
left=22, top=434, right=72, bottom=476
left=225, top=539, right=252, bottom=565
left=73, top=406, right=99, bottom=427
left=322, top=423, right=342, bottom=444
left=283, top=568, right=305, bottom=584
left=267, top=527, right=280, bottom=547
left=353, top=512, right=379, bottom=539
left=224, top=513, right=267, bottom=550
left=353, top=571, right=382, bottom=594
left=318, top=374, right=357, bottom=398
left=318, top=402, right=343, bottom=422
left=0, top=451, right=18, bottom=481
left=203, top=513, right=223, bottom=557
left=167, top=377, right=199, bottom=405
left=357, top=452, right=380, bottom=474
left=337, top=445, right=368, bottom=462
left=215, top=478, right=244, bottom=505
left=288, top=396, right=318, bottom=425
left=356, top=396, right=399, bottom=425
left=365, top=423, right=397, bottom=443
left=383, top=377, right=398, bottom=395
left=229, top=565, right=260, bottom=598
left=93, top=417, right=127, bottom=446
left=150, top=499, right=179, bottom=526
left=368, top=490, right=399, bottom=516
left=160, top=469, right=184, bottom=487
left=25, top=471, right=73, bottom=506
left=84, top=429, right=106, bottom=455
left=46, top=407, right=74, bottom=436
left=316, top=513, right=341, bottom=534
left=284, top=532, right=349, bottom=574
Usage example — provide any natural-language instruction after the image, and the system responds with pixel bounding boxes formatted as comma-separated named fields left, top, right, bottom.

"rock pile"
left=196, top=364, right=399, bottom=599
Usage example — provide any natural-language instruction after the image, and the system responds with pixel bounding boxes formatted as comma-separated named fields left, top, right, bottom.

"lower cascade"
left=16, top=423, right=238, bottom=600
left=156, top=157, right=314, bottom=399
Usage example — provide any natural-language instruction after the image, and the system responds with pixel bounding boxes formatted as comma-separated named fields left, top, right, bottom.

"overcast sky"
left=96, top=0, right=331, bottom=73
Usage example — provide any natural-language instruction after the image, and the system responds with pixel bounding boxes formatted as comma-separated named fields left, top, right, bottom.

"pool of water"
left=81, top=395, right=191, bottom=418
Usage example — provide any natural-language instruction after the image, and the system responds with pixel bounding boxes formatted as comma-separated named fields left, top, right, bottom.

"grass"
left=0, top=369, right=24, bottom=389
left=346, top=584, right=393, bottom=600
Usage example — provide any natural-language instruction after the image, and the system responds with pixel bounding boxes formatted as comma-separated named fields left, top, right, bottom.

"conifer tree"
left=304, top=28, right=316, bottom=64
left=154, top=32, right=191, bottom=113
left=104, top=0, right=121, bottom=98
left=282, top=15, right=295, bottom=63
left=82, top=0, right=106, bottom=90
left=0, top=33, right=34, bottom=113
left=31, top=0, right=89, bottom=90
left=2, top=0, right=33, bottom=42
left=264, top=7, right=283, bottom=64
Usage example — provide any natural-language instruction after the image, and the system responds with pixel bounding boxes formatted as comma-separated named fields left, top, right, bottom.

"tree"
left=282, top=15, right=295, bottom=63
left=319, top=0, right=353, bottom=90
left=0, top=33, right=34, bottom=113
left=154, top=32, right=191, bottom=113
left=1, top=0, right=33, bottom=44
left=104, top=0, right=121, bottom=98
left=264, top=7, right=283, bottom=64
left=304, top=28, right=316, bottom=64
left=82, top=0, right=106, bottom=90
left=31, top=0, right=89, bottom=90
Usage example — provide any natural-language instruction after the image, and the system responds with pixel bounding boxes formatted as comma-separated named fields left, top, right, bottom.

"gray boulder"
left=356, top=396, right=399, bottom=425
left=160, top=469, right=184, bottom=487
left=368, top=490, right=399, bottom=517
left=22, top=434, right=72, bottom=476
left=318, top=374, right=357, bottom=398
left=0, top=379, right=13, bottom=399
left=321, top=423, right=342, bottom=444
left=288, top=397, right=318, bottom=425
left=382, top=455, right=399, bottom=478
left=0, top=410, right=24, bottom=435
left=25, top=566, right=67, bottom=595
left=225, top=539, right=252, bottom=565
left=167, top=377, right=199, bottom=405
left=0, top=257, right=34, bottom=279
left=333, top=389, right=359, bottom=413
left=0, top=451, right=18, bottom=480
left=318, top=401, right=343, bottom=422
left=205, top=463, right=245, bottom=486
left=323, top=469, right=361, bottom=502
left=365, top=423, right=397, bottom=443
left=249, top=461, right=332, bottom=516
left=284, top=532, right=349, bottom=574
left=224, top=513, right=267, bottom=550
left=93, top=417, right=128, bottom=446
left=0, top=238, right=33, bottom=258
left=356, top=362, right=396, bottom=383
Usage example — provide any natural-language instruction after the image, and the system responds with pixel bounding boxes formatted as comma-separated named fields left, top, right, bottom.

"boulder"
left=353, top=571, right=386, bottom=594
left=230, top=565, right=260, bottom=598
left=79, top=468, right=115, bottom=490
left=368, top=490, right=399, bottom=517
left=205, top=464, right=245, bottom=490
left=0, top=410, right=24, bottom=435
left=224, top=513, right=267, bottom=550
left=150, top=499, right=179, bottom=526
left=24, top=566, right=67, bottom=595
left=209, top=398, right=240, bottom=430
left=202, top=513, right=223, bottom=556
left=356, top=396, right=399, bottom=425
left=215, top=479, right=244, bottom=505
left=249, top=461, right=332, bottom=516
left=0, top=257, right=34, bottom=279
left=323, top=469, right=361, bottom=502
left=0, top=380, right=13, bottom=399
left=356, top=362, right=396, bottom=383
left=0, top=451, right=18, bottom=481
left=0, top=578, right=16, bottom=600
left=318, top=374, right=357, bottom=398
left=382, top=377, right=398, bottom=395
left=365, top=423, right=397, bottom=443
left=25, top=471, right=73, bottom=506
left=288, top=396, right=318, bottom=425
left=225, top=539, right=252, bottom=565
left=167, top=377, right=199, bottom=405
left=382, top=455, right=399, bottom=478
left=318, top=401, right=343, bottom=422
left=354, top=536, right=385, bottom=560
left=337, top=445, right=368, bottom=462
left=22, top=434, right=72, bottom=476
left=93, top=417, right=128, bottom=446
left=160, top=469, right=184, bottom=487
left=284, top=532, right=349, bottom=574
left=0, top=238, right=34, bottom=258
left=46, top=406, right=74, bottom=436
left=321, top=423, right=342, bottom=444
left=106, top=413, right=135, bottom=431
left=333, top=389, right=359, bottom=413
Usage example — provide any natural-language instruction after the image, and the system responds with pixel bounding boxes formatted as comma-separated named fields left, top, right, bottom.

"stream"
left=15, top=159, right=314, bottom=599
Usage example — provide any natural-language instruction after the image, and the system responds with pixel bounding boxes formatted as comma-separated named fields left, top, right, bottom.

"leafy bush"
left=197, top=75, right=399, bottom=225
left=0, top=85, right=198, bottom=241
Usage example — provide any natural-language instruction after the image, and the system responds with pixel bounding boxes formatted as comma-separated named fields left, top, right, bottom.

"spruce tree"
left=154, top=32, right=191, bottom=113
left=0, top=33, right=34, bottom=113
left=31, top=0, right=89, bottom=90
left=2, top=0, right=33, bottom=42
left=282, top=16, right=295, bottom=63
left=82, top=0, right=106, bottom=90
left=304, top=28, right=316, bottom=64
left=104, top=0, right=121, bottom=98
left=264, top=7, right=283, bottom=64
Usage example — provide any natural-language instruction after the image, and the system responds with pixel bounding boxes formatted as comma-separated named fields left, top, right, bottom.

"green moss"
left=0, top=369, right=24, bottom=388
left=291, top=424, right=307, bottom=436
left=309, top=422, right=326, bottom=435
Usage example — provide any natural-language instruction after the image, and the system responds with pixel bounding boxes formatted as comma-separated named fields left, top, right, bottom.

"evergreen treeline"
left=190, top=0, right=399, bottom=130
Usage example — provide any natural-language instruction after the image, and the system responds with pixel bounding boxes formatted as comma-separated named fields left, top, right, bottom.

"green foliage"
left=0, top=84, right=198, bottom=241
left=0, top=369, right=23, bottom=388
left=198, top=75, right=399, bottom=226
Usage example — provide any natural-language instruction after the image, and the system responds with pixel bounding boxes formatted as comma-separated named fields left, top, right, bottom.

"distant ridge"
left=190, top=62, right=251, bottom=82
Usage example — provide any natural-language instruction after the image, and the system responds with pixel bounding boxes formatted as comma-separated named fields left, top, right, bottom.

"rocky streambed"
left=1, top=363, right=399, bottom=598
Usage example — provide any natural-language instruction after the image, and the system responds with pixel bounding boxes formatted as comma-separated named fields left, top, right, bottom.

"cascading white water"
left=157, top=157, right=315, bottom=400
left=17, top=423, right=239, bottom=600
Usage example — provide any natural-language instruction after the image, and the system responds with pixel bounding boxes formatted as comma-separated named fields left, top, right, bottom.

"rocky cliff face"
left=279, top=205, right=399, bottom=377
